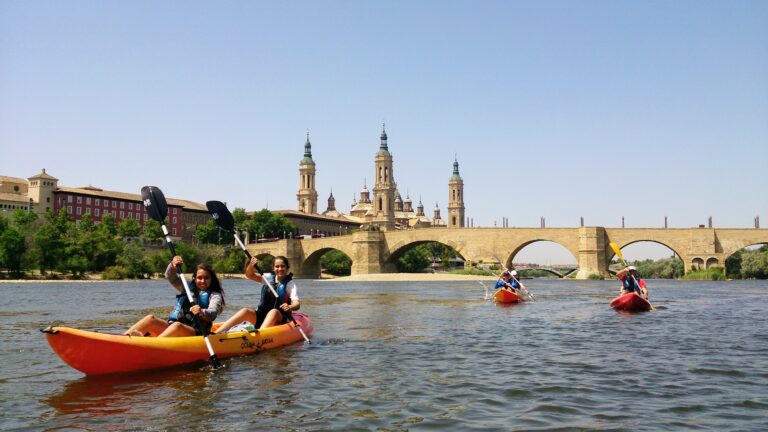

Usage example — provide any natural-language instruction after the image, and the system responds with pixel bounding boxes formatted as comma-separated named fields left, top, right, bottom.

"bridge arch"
left=384, top=239, right=466, bottom=270
left=302, top=247, right=353, bottom=278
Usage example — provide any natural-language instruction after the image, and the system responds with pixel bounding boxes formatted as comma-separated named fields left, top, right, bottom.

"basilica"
left=292, top=125, right=465, bottom=232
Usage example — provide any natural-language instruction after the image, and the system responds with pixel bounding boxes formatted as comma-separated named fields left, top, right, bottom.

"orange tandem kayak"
left=610, top=292, right=652, bottom=312
left=42, top=313, right=313, bottom=375
left=493, top=288, right=526, bottom=303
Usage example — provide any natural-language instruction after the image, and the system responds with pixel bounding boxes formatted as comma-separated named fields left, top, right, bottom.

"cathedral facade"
left=297, top=125, right=465, bottom=231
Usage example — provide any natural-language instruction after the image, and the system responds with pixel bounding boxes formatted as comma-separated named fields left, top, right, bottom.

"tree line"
left=0, top=208, right=295, bottom=279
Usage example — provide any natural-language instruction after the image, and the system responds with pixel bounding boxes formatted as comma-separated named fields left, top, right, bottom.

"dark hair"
left=195, top=263, right=225, bottom=306
left=274, top=256, right=290, bottom=269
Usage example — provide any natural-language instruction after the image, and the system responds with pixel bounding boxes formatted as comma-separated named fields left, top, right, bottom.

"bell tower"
left=448, top=156, right=465, bottom=228
left=372, top=124, right=396, bottom=230
left=297, top=132, right=318, bottom=214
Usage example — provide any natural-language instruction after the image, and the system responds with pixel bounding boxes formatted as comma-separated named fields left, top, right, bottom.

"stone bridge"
left=244, top=227, right=768, bottom=279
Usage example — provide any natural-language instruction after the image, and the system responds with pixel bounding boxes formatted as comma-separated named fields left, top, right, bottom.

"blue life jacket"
left=168, top=284, right=211, bottom=332
left=255, top=273, right=292, bottom=327
left=623, top=276, right=639, bottom=293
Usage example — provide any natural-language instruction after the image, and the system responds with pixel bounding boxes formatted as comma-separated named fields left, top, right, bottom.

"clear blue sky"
left=2, top=1, right=766, bottom=263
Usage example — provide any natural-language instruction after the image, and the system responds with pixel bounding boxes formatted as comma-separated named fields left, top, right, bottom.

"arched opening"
left=611, top=241, right=683, bottom=279
left=725, top=244, right=768, bottom=279
left=706, top=257, right=719, bottom=269
left=692, top=257, right=704, bottom=271
left=388, top=241, right=465, bottom=273
left=304, top=248, right=354, bottom=279
left=508, top=240, right=577, bottom=278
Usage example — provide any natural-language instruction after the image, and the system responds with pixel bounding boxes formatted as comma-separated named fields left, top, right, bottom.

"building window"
left=85, top=208, right=91, bottom=215
left=120, top=201, right=125, bottom=209
left=67, top=206, right=72, bottom=214
left=112, top=200, right=117, bottom=208
left=95, top=198, right=100, bottom=206
left=120, top=211, right=124, bottom=218
left=173, top=217, right=177, bottom=224
left=128, top=202, right=133, bottom=210
left=77, top=196, right=82, bottom=204
left=172, top=208, right=177, bottom=214
left=76, top=207, right=81, bottom=215
left=95, top=208, right=100, bottom=216
left=46, top=197, right=50, bottom=203
left=172, top=228, right=177, bottom=236
left=86, top=197, right=91, bottom=205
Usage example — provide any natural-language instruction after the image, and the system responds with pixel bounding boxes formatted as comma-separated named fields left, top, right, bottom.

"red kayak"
left=610, top=292, right=652, bottom=312
left=493, top=288, right=526, bottom=304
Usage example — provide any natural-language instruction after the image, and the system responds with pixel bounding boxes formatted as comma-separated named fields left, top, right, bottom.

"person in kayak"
left=124, top=256, right=225, bottom=337
left=495, top=270, right=521, bottom=292
left=617, top=265, right=649, bottom=299
left=213, top=256, right=301, bottom=333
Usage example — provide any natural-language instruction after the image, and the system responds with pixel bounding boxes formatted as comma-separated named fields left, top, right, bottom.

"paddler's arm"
left=164, top=256, right=185, bottom=293
left=245, top=257, right=264, bottom=283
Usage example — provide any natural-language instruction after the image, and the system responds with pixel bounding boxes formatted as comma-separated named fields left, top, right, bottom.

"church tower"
left=447, top=156, right=465, bottom=228
left=297, top=132, right=318, bottom=214
left=372, top=124, right=396, bottom=230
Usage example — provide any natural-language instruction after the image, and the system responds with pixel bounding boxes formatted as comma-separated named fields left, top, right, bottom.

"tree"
left=0, top=216, right=26, bottom=275
left=321, top=250, right=352, bottom=276
left=143, top=219, right=164, bottom=243
left=741, top=250, right=768, bottom=279
left=117, top=218, right=142, bottom=239
left=31, top=209, right=72, bottom=274
left=116, top=242, right=151, bottom=278
left=397, top=248, right=431, bottom=273
left=196, top=218, right=226, bottom=245
left=243, top=209, right=295, bottom=239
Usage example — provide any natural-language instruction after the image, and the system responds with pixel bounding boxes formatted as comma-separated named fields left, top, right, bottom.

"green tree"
left=321, top=250, right=352, bottom=276
left=741, top=249, right=768, bottom=279
left=31, top=209, right=72, bottom=274
left=725, top=250, right=743, bottom=279
left=0, top=216, right=27, bottom=275
left=116, top=242, right=151, bottom=278
left=243, top=209, right=295, bottom=239
left=397, top=247, right=431, bottom=273
left=214, top=249, right=248, bottom=274
left=195, top=218, right=226, bottom=245
left=143, top=219, right=164, bottom=243
left=117, top=218, right=142, bottom=238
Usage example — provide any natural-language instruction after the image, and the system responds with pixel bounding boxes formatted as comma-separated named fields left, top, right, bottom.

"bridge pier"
left=351, top=230, right=395, bottom=274
left=575, top=227, right=611, bottom=279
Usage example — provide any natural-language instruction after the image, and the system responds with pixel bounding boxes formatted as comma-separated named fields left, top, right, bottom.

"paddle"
left=609, top=242, right=653, bottom=308
left=493, top=255, right=536, bottom=301
left=205, top=200, right=311, bottom=344
left=141, top=186, right=222, bottom=369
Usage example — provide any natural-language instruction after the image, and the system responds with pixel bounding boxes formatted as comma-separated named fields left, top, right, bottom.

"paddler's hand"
left=171, top=255, right=183, bottom=267
left=279, top=303, right=291, bottom=312
left=190, top=305, right=202, bottom=316
left=249, top=257, right=259, bottom=268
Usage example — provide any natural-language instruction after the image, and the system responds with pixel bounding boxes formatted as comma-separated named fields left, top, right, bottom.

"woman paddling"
left=124, top=256, right=225, bottom=337
left=214, top=256, right=301, bottom=333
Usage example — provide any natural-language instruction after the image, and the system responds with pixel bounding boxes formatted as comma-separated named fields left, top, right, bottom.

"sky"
left=2, top=1, right=767, bottom=264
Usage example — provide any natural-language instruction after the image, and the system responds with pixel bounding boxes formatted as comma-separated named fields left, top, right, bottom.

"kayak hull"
left=610, top=292, right=652, bottom=312
left=493, top=288, right=525, bottom=303
left=43, top=314, right=313, bottom=375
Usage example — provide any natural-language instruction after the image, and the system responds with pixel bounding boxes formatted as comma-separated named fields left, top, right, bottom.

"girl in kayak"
left=617, top=265, right=649, bottom=299
left=124, top=256, right=225, bottom=337
left=495, top=270, right=520, bottom=292
left=214, top=256, right=301, bottom=333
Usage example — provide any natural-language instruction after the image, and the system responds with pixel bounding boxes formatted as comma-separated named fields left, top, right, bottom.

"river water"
left=1, top=278, right=766, bottom=431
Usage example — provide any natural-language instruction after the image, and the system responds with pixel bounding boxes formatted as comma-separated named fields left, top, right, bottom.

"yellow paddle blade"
left=609, top=242, right=623, bottom=261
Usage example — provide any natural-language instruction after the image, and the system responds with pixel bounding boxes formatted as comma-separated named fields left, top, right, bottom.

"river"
left=1, top=278, right=766, bottom=431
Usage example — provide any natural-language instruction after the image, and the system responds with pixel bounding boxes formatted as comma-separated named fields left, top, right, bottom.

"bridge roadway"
left=244, top=227, right=768, bottom=279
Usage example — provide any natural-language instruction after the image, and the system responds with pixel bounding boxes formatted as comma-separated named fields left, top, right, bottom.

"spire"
left=301, top=130, right=315, bottom=165
left=327, top=189, right=336, bottom=211
left=451, top=154, right=462, bottom=180
left=378, top=122, right=389, bottom=155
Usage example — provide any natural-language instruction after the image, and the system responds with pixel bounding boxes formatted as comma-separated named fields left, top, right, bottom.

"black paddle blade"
left=206, top=200, right=235, bottom=232
left=141, top=186, right=169, bottom=222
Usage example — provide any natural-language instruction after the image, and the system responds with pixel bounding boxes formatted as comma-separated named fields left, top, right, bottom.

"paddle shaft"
left=144, top=186, right=221, bottom=368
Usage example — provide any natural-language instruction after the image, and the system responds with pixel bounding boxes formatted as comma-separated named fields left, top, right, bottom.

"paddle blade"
left=609, top=242, right=623, bottom=261
left=206, top=200, right=235, bottom=232
left=141, top=186, right=169, bottom=222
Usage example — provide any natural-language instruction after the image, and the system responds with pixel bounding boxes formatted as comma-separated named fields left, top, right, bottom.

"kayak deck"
left=493, top=288, right=526, bottom=303
left=610, top=292, right=652, bottom=312
left=43, top=314, right=313, bottom=375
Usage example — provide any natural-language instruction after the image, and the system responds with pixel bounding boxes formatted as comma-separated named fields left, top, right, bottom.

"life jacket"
left=623, top=275, right=639, bottom=293
left=255, top=272, right=293, bottom=327
left=168, top=285, right=211, bottom=333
